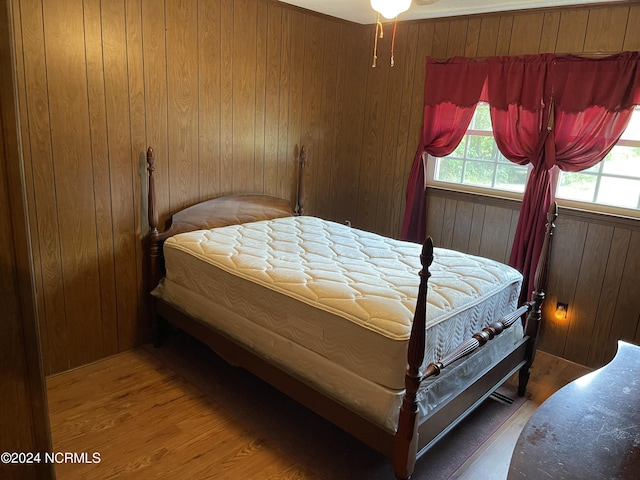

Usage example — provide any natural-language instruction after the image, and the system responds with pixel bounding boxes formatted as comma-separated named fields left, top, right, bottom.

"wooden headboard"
left=146, top=145, right=307, bottom=286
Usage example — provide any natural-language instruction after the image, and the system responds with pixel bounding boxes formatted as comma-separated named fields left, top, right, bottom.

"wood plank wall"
left=425, top=189, right=640, bottom=368
left=0, top=0, right=53, bottom=477
left=9, top=0, right=640, bottom=374
left=11, top=0, right=371, bottom=374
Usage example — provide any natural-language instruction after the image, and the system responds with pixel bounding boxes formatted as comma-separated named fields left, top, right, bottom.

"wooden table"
left=508, top=341, right=640, bottom=480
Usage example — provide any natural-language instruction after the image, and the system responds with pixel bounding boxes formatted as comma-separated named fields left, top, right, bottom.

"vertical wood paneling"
left=477, top=205, right=512, bottom=263
left=495, top=16, right=513, bottom=55
left=264, top=3, right=282, bottom=197
left=1, top=0, right=53, bottom=474
left=623, top=6, right=640, bottom=50
left=555, top=10, right=588, bottom=52
left=467, top=203, right=486, bottom=256
left=275, top=6, right=291, bottom=200
left=11, top=0, right=640, bottom=375
left=232, top=0, right=257, bottom=193
left=464, top=18, right=481, bottom=57
left=166, top=0, right=199, bottom=210
left=446, top=19, right=468, bottom=57
left=254, top=1, right=267, bottom=193
left=43, top=0, right=103, bottom=367
left=605, top=231, right=640, bottom=360
left=84, top=0, right=118, bottom=358
left=300, top=14, right=324, bottom=217
left=538, top=12, right=561, bottom=53
left=102, top=0, right=139, bottom=351
left=326, top=23, right=348, bottom=221
left=219, top=0, right=234, bottom=195
left=539, top=218, right=588, bottom=357
left=425, top=194, right=446, bottom=245
left=314, top=20, right=340, bottom=221
left=331, top=25, right=368, bottom=225
left=476, top=17, right=500, bottom=57
left=583, top=6, right=629, bottom=52
left=450, top=201, right=473, bottom=253
left=587, top=228, right=632, bottom=366
left=141, top=0, right=169, bottom=226
left=509, top=13, right=544, bottom=55
left=563, top=224, right=613, bottom=365
left=432, top=20, right=450, bottom=59
left=198, top=0, right=222, bottom=198
left=125, top=0, right=147, bottom=346
left=286, top=10, right=305, bottom=209
left=388, top=23, right=420, bottom=235
left=357, top=24, right=390, bottom=231
left=19, top=0, right=67, bottom=374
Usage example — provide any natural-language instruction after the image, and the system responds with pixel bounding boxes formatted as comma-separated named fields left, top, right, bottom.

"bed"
left=145, top=146, right=557, bottom=479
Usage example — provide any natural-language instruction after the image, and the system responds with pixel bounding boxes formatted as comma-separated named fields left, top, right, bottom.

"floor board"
left=46, top=346, right=591, bottom=479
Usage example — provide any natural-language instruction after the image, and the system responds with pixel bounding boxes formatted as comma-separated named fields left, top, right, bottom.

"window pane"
left=467, top=136, right=495, bottom=160
left=495, top=164, right=527, bottom=192
left=557, top=172, right=597, bottom=202
left=471, top=104, right=492, bottom=131
left=449, top=139, right=467, bottom=158
left=601, top=146, right=640, bottom=178
left=596, top=177, right=640, bottom=209
left=436, top=158, right=463, bottom=183
left=620, top=107, right=640, bottom=141
left=463, top=160, right=494, bottom=187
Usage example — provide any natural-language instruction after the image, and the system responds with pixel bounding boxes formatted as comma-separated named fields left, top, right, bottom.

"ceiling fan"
left=370, top=0, right=439, bottom=20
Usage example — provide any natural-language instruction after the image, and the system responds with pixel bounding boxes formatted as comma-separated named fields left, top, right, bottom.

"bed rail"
left=393, top=201, right=558, bottom=480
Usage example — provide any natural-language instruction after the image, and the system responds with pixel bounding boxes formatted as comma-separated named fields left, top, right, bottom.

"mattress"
left=158, top=216, right=523, bottom=393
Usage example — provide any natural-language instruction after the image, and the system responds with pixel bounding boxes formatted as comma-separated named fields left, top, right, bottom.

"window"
left=429, top=105, right=640, bottom=216
left=557, top=108, right=640, bottom=212
left=429, top=104, right=529, bottom=198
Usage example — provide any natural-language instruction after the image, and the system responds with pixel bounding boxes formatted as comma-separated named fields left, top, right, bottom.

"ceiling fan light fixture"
left=370, top=0, right=412, bottom=19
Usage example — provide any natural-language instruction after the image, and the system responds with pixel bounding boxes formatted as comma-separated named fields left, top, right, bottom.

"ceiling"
left=278, top=0, right=629, bottom=24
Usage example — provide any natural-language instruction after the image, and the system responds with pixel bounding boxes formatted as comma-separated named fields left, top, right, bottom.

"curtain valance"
left=402, top=51, right=640, bottom=300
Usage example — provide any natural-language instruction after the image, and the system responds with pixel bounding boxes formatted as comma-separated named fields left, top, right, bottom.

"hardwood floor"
left=46, top=339, right=591, bottom=479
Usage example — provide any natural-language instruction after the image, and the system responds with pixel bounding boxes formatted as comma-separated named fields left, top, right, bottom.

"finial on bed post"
left=146, top=146, right=161, bottom=286
left=518, top=201, right=558, bottom=396
left=296, top=145, right=306, bottom=216
left=393, top=237, right=433, bottom=480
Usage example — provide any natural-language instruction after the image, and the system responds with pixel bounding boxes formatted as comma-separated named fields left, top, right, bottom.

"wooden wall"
left=425, top=189, right=640, bottom=368
left=0, top=0, right=53, bottom=477
left=375, top=3, right=640, bottom=368
left=11, top=0, right=370, bottom=374
left=9, top=0, right=640, bottom=374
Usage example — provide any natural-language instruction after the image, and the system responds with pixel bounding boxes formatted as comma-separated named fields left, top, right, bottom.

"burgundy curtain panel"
left=403, top=51, right=640, bottom=301
left=401, top=57, right=488, bottom=242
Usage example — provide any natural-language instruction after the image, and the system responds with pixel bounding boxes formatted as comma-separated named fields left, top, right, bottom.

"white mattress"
left=159, top=216, right=523, bottom=393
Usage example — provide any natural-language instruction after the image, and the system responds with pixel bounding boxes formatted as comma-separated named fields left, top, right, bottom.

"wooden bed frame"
left=145, top=146, right=557, bottom=479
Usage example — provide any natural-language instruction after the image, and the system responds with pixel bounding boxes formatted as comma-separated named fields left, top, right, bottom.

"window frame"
left=426, top=106, right=640, bottom=219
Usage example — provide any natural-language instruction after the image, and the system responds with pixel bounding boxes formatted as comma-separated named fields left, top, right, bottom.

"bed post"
left=296, top=145, right=306, bottom=215
left=146, top=146, right=164, bottom=347
left=147, top=146, right=161, bottom=285
left=393, top=237, right=434, bottom=480
left=518, top=201, right=558, bottom=396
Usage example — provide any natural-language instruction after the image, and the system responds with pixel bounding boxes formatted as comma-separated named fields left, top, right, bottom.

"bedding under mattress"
left=154, top=216, right=524, bottom=430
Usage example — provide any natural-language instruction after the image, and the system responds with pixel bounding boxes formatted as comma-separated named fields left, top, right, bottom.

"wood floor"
left=46, top=340, right=591, bottom=480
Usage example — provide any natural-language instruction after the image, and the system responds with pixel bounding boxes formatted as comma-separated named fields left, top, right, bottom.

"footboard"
left=393, top=202, right=558, bottom=480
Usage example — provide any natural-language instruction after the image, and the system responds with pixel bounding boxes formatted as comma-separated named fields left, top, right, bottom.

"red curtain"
left=485, top=55, right=552, bottom=302
left=401, top=57, right=488, bottom=242
left=490, top=53, right=639, bottom=300
left=403, top=52, right=640, bottom=301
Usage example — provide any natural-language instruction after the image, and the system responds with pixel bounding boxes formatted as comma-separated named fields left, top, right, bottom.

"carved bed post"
left=296, top=145, right=306, bottom=216
left=146, top=146, right=164, bottom=347
left=518, top=201, right=558, bottom=395
left=393, top=237, right=434, bottom=480
left=147, top=146, right=161, bottom=285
